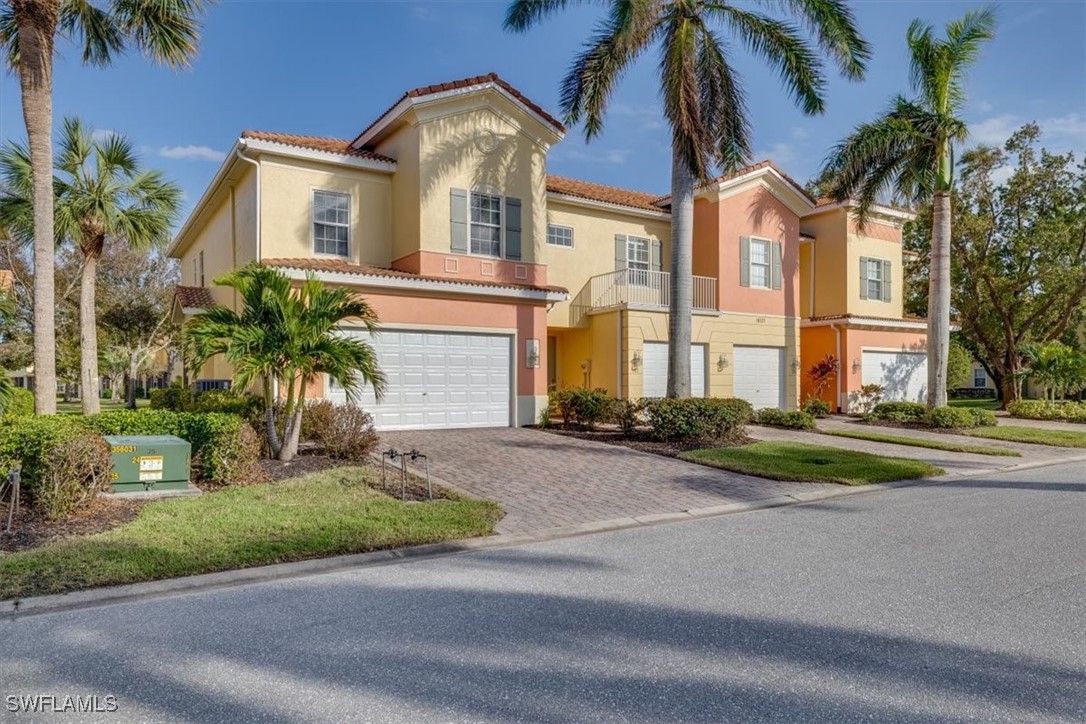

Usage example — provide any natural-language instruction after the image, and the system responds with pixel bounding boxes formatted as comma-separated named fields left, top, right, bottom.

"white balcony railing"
left=570, top=269, right=717, bottom=325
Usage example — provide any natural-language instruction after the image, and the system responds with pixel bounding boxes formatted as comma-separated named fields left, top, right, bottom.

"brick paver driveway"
left=379, top=428, right=843, bottom=533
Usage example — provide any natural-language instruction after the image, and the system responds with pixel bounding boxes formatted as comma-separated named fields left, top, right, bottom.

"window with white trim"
left=627, top=235, right=650, bottom=285
left=547, top=224, right=573, bottom=247
left=749, top=238, right=770, bottom=288
left=865, top=257, right=884, bottom=300
left=470, top=192, right=502, bottom=257
left=973, top=368, right=986, bottom=388
left=313, top=190, right=350, bottom=257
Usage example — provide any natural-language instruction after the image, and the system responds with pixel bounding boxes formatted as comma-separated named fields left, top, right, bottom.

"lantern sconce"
left=717, top=354, right=728, bottom=371
left=852, top=357, right=861, bottom=374
left=525, top=339, right=541, bottom=369
left=631, top=351, right=642, bottom=372
left=791, top=357, right=801, bottom=373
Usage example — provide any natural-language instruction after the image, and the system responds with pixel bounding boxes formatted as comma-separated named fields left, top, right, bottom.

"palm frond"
left=695, top=26, right=751, bottom=174
left=110, top=0, right=210, bottom=68
left=660, top=8, right=712, bottom=181
left=504, top=0, right=601, bottom=31
left=0, top=6, right=19, bottom=70
left=59, top=0, right=125, bottom=66
left=758, top=0, right=870, bottom=80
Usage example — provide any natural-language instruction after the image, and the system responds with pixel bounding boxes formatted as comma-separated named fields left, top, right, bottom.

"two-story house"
left=170, top=72, right=926, bottom=430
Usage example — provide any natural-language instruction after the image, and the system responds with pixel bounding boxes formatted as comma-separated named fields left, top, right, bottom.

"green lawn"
left=948, top=398, right=1001, bottom=410
left=679, top=441, right=944, bottom=486
left=824, top=429, right=1020, bottom=457
left=0, top=467, right=502, bottom=600
left=56, top=398, right=150, bottom=415
left=964, top=426, right=1086, bottom=448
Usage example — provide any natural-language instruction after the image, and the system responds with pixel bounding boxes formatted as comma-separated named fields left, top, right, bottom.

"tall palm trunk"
left=667, top=151, right=695, bottom=398
left=279, top=378, right=307, bottom=462
left=927, top=190, right=952, bottom=410
left=14, top=0, right=60, bottom=415
left=79, top=253, right=101, bottom=414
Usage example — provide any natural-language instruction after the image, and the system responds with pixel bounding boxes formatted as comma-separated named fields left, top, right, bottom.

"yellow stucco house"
left=171, top=73, right=926, bottom=429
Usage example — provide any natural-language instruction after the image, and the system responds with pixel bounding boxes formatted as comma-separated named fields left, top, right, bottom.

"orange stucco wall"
left=694, top=186, right=801, bottom=318
left=393, top=250, right=548, bottom=287
left=799, top=325, right=840, bottom=406
left=801, top=325, right=928, bottom=410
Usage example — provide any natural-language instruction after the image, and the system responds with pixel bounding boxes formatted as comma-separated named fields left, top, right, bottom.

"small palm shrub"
left=755, top=408, right=817, bottom=430
left=924, top=406, right=977, bottom=429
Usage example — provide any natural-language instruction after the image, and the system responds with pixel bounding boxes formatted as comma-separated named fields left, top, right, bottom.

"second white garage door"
left=327, top=329, right=512, bottom=430
left=862, top=350, right=928, bottom=403
left=733, top=346, right=784, bottom=409
left=643, top=343, right=706, bottom=397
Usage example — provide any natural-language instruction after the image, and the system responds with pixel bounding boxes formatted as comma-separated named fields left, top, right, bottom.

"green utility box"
left=104, top=435, right=192, bottom=492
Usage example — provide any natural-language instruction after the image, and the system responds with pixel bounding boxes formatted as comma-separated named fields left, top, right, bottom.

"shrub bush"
left=924, top=406, right=977, bottom=429
left=299, top=400, right=379, bottom=461
left=1, top=387, right=35, bottom=417
left=88, top=410, right=263, bottom=486
left=149, top=382, right=194, bottom=411
left=802, top=397, right=832, bottom=418
left=1007, top=400, right=1086, bottom=423
left=869, top=401, right=927, bottom=423
left=192, top=389, right=265, bottom=418
left=552, top=388, right=615, bottom=430
left=611, top=398, right=645, bottom=436
left=643, top=398, right=749, bottom=443
left=967, top=408, right=998, bottom=427
left=0, top=416, right=112, bottom=519
left=755, top=408, right=817, bottom=430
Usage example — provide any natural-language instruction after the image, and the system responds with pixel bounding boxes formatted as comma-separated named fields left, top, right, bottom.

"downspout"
left=617, top=310, right=623, bottom=399
left=831, top=322, right=843, bottom=413
left=234, top=142, right=261, bottom=262
left=809, top=241, right=816, bottom=318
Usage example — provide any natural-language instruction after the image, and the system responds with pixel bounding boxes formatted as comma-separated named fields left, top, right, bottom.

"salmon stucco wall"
left=842, top=328, right=927, bottom=404
left=394, top=250, right=547, bottom=287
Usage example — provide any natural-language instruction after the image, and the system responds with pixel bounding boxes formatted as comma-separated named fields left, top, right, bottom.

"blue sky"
left=1, top=0, right=1084, bottom=221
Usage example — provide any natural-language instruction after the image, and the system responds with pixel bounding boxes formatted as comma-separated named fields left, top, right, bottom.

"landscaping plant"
left=924, top=406, right=978, bottom=429
left=806, top=355, right=840, bottom=408
left=300, top=400, right=379, bottom=461
left=185, top=264, right=386, bottom=461
left=1006, top=400, right=1086, bottom=424
left=868, top=401, right=927, bottom=423
left=855, top=384, right=884, bottom=415
left=612, top=398, right=646, bottom=437
left=755, top=408, right=817, bottom=430
left=644, top=398, right=750, bottom=443
left=802, top=397, right=832, bottom=419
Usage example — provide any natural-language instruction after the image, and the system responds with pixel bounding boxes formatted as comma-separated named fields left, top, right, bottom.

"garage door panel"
left=863, top=351, right=927, bottom=404
left=733, top=346, right=784, bottom=409
left=327, top=329, right=511, bottom=430
left=642, top=343, right=706, bottom=398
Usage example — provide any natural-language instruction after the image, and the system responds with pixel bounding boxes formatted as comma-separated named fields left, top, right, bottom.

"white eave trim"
left=806, top=199, right=916, bottom=224
left=546, top=192, right=671, bottom=220
left=274, top=266, right=569, bottom=303
left=802, top=316, right=958, bottom=332
left=352, top=81, right=566, bottom=149
left=243, top=138, right=397, bottom=173
left=167, top=140, right=242, bottom=257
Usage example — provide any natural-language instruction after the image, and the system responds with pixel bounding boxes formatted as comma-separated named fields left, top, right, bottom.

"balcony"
left=570, top=269, right=717, bottom=325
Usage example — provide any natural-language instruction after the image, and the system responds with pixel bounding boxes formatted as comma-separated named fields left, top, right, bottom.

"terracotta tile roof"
left=242, top=130, right=396, bottom=164
left=262, top=258, right=568, bottom=295
left=547, top=175, right=666, bottom=213
left=652, top=160, right=816, bottom=207
left=353, top=72, right=566, bottom=147
left=175, top=286, right=216, bottom=309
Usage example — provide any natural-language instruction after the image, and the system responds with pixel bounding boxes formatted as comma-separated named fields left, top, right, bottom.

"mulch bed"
left=542, top=426, right=753, bottom=458
left=260, top=454, right=344, bottom=482
left=0, top=497, right=148, bottom=553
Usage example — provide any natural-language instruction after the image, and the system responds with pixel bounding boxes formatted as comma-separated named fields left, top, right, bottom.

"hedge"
left=2, top=388, right=35, bottom=417
left=551, top=388, right=616, bottom=430
left=924, top=406, right=978, bottom=429
left=755, top=408, right=817, bottom=430
left=643, top=397, right=751, bottom=443
left=868, top=402, right=927, bottom=424
left=88, top=410, right=263, bottom=486
left=0, top=416, right=112, bottom=519
left=1007, top=400, right=1086, bottom=423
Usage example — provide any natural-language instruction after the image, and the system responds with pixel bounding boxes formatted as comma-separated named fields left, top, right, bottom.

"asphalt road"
left=2, top=461, right=1084, bottom=723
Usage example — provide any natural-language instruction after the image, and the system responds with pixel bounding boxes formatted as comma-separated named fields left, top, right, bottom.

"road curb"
left=4, top=453, right=1083, bottom=619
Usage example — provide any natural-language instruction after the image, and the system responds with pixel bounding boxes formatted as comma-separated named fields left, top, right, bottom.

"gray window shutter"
left=882, top=259, right=892, bottom=302
left=651, top=239, right=662, bottom=271
left=505, top=197, right=522, bottom=260
left=771, top=241, right=783, bottom=291
left=739, top=236, right=751, bottom=287
left=450, top=188, right=467, bottom=254
left=859, top=256, right=869, bottom=300
left=614, top=234, right=627, bottom=270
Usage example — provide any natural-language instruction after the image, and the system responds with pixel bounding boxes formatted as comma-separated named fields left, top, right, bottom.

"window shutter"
left=505, top=197, right=522, bottom=260
left=771, top=241, right=783, bottom=291
left=651, top=239, right=662, bottom=272
left=450, top=188, right=468, bottom=254
left=739, top=237, right=751, bottom=287
left=859, top=256, right=869, bottom=300
left=882, top=259, right=892, bottom=302
left=614, top=234, right=627, bottom=270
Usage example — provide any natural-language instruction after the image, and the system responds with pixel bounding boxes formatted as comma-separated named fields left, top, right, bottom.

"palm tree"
left=186, top=264, right=387, bottom=461
left=0, top=0, right=211, bottom=414
left=506, top=0, right=868, bottom=397
left=820, top=8, right=996, bottom=411
left=0, top=117, right=182, bottom=415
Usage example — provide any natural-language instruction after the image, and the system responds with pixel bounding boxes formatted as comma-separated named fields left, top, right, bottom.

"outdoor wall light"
left=631, top=351, right=642, bottom=372
left=852, top=357, right=862, bottom=373
left=791, top=358, right=801, bottom=372
left=526, top=339, right=541, bottom=369
left=717, top=354, right=728, bottom=371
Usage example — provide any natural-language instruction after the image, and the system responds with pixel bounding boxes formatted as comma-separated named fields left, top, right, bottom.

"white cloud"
left=91, top=129, right=118, bottom=143
left=555, top=147, right=632, bottom=165
left=159, top=145, right=226, bottom=162
left=790, top=127, right=809, bottom=141
left=610, top=102, right=666, bottom=132
left=976, top=100, right=994, bottom=113
left=410, top=5, right=431, bottom=21
left=752, top=142, right=796, bottom=166
left=970, top=114, right=1018, bottom=145
left=970, top=113, right=1086, bottom=148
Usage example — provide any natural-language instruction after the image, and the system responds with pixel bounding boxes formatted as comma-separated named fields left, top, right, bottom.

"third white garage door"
left=733, top=346, right=784, bottom=409
left=642, top=343, right=706, bottom=397
left=327, top=329, right=512, bottom=430
left=862, top=350, right=928, bottom=403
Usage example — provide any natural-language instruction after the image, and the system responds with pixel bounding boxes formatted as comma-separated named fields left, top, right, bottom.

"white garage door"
left=862, top=350, right=927, bottom=403
left=642, top=343, right=706, bottom=398
left=327, top=329, right=511, bottom=430
left=733, top=346, right=784, bottom=409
